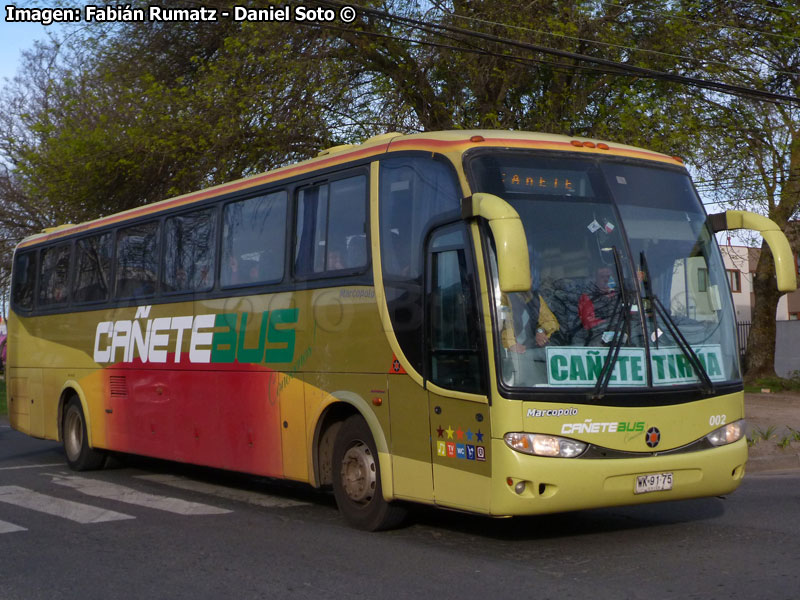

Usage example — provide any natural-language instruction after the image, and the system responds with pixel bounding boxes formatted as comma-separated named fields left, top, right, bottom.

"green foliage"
left=0, top=378, right=6, bottom=416
left=744, top=375, right=800, bottom=394
left=751, top=425, right=778, bottom=442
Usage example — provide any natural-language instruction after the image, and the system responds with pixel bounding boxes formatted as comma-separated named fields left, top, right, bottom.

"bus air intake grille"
left=109, top=376, right=128, bottom=398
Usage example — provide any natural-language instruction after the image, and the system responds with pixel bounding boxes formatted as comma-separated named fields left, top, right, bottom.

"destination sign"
left=546, top=345, right=726, bottom=387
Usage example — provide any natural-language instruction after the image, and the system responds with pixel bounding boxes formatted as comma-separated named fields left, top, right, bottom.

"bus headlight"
left=504, top=432, right=587, bottom=458
left=706, top=420, right=745, bottom=446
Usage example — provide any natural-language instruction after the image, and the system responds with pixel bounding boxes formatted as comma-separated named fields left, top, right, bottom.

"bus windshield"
left=468, top=151, right=740, bottom=395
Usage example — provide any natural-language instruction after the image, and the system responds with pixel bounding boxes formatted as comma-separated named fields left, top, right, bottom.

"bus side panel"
left=428, top=392, right=492, bottom=512
left=387, top=374, right=434, bottom=502
left=278, top=373, right=308, bottom=482
left=100, top=365, right=284, bottom=478
left=7, top=369, right=41, bottom=436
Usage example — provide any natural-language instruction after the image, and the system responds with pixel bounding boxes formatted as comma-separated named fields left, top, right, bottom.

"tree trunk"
left=743, top=242, right=781, bottom=381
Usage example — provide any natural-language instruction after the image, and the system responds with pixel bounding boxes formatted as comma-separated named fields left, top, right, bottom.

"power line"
left=602, top=1, right=800, bottom=43
left=314, top=5, right=650, bottom=84
left=315, top=1, right=800, bottom=107
left=440, top=9, right=745, bottom=74
left=725, top=0, right=800, bottom=17
left=311, top=20, right=638, bottom=79
left=445, top=10, right=800, bottom=81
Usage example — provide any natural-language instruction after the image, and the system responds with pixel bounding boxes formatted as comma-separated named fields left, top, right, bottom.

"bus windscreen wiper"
left=592, top=247, right=630, bottom=400
left=639, top=252, right=715, bottom=394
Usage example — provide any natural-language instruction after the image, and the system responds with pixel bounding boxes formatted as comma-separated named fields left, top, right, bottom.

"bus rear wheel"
left=63, top=397, right=106, bottom=471
left=331, top=415, right=407, bottom=531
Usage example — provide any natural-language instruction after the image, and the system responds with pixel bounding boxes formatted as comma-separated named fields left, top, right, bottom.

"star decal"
left=456, top=427, right=464, bottom=440
left=476, top=429, right=484, bottom=442
left=445, top=426, right=454, bottom=439
left=466, top=429, right=473, bottom=441
left=437, top=425, right=444, bottom=438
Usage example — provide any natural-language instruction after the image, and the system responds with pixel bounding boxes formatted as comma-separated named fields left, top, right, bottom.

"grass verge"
left=743, top=374, right=800, bottom=394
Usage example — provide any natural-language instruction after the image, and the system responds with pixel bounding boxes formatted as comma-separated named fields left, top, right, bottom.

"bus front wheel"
left=63, top=397, right=106, bottom=471
left=331, top=415, right=407, bottom=531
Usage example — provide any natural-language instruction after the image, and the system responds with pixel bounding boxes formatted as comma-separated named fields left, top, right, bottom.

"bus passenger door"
left=425, top=224, right=492, bottom=513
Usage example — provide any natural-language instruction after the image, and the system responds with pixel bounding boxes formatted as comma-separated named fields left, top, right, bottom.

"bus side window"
left=378, top=156, right=462, bottom=374
left=115, top=221, right=160, bottom=299
left=294, top=174, right=367, bottom=276
left=328, top=176, right=367, bottom=271
left=163, top=207, right=217, bottom=293
left=221, top=190, right=287, bottom=288
left=73, top=233, right=112, bottom=303
left=11, top=251, right=37, bottom=311
left=427, top=225, right=483, bottom=394
left=295, top=183, right=329, bottom=276
left=38, top=243, right=72, bottom=306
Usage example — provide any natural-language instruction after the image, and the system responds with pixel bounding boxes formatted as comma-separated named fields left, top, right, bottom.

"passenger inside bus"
left=500, top=256, right=560, bottom=386
left=578, top=266, right=618, bottom=331
left=227, top=255, right=261, bottom=285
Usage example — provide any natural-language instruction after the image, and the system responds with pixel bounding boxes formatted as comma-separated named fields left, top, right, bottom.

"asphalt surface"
left=1, top=421, right=798, bottom=600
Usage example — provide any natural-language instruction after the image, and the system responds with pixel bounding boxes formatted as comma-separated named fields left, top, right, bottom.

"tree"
left=330, top=0, right=711, bottom=153
left=690, top=1, right=800, bottom=379
left=0, top=2, right=359, bottom=289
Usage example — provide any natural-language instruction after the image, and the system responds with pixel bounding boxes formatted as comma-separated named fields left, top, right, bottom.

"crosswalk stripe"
left=0, top=463, right=67, bottom=472
left=136, top=474, right=310, bottom=509
left=0, top=518, right=27, bottom=534
left=0, top=486, right=134, bottom=524
left=49, top=475, right=231, bottom=515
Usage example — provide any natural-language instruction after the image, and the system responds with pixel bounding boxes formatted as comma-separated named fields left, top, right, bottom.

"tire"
left=331, top=415, right=407, bottom=531
left=63, top=396, right=106, bottom=471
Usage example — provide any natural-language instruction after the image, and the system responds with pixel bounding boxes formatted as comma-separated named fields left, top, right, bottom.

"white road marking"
left=0, top=519, right=27, bottom=534
left=0, top=463, right=66, bottom=471
left=0, top=486, right=134, bottom=524
left=49, top=475, right=231, bottom=515
left=136, top=474, right=309, bottom=509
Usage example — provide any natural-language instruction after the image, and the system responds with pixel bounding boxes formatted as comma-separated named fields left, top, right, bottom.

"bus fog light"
left=514, top=481, right=526, bottom=494
left=504, top=433, right=587, bottom=458
left=706, top=420, right=744, bottom=446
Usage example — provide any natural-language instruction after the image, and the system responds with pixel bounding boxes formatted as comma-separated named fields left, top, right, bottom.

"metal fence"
left=736, top=320, right=800, bottom=377
left=736, top=321, right=751, bottom=363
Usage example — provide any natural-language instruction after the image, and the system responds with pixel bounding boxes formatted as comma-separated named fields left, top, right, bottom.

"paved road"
left=1, top=420, right=798, bottom=600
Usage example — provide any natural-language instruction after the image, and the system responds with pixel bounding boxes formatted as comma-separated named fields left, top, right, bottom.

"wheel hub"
left=340, top=441, right=376, bottom=504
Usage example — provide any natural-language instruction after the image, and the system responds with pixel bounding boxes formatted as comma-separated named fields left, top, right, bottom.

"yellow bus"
left=7, top=130, right=796, bottom=530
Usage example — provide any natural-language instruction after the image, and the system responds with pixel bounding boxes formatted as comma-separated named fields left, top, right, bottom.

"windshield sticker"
left=587, top=219, right=602, bottom=233
left=546, top=345, right=726, bottom=387
left=651, top=346, right=725, bottom=384
left=616, top=176, right=627, bottom=184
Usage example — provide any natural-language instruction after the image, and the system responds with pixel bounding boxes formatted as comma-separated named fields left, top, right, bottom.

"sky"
left=0, top=16, right=51, bottom=86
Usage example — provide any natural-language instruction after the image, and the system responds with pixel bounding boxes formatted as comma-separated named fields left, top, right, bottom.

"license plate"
left=635, top=472, right=673, bottom=494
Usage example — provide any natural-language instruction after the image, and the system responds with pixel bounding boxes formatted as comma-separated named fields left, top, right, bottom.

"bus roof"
left=17, top=130, right=682, bottom=249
